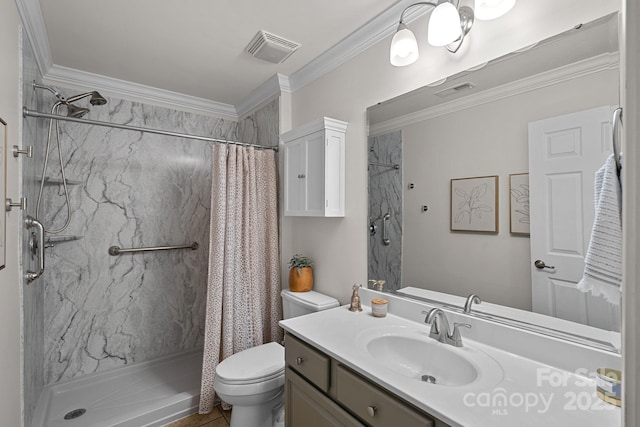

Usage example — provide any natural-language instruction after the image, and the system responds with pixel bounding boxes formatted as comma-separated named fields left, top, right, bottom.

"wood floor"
left=164, top=405, right=231, bottom=427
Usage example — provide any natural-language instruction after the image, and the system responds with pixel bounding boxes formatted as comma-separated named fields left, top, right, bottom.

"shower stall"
left=20, top=33, right=280, bottom=427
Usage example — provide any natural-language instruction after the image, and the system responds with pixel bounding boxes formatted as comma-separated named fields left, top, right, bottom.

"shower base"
left=31, top=349, right=203, bottom=427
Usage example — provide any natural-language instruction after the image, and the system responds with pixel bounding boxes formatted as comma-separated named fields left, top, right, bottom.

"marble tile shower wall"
left=22, top=29, right=47, bottom=427
left=368, top=131, right=402, bottom=291
left=35, top=92, right=277, bottom=385
left=238, top=99, right=279, bottom=148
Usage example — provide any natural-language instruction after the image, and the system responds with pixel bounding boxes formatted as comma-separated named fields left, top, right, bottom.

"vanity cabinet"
left=284, top=333, right=449, bottom=427
left=281, top=117, right=347, bottom=217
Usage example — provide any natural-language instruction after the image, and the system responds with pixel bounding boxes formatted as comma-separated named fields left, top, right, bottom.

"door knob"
left=534, top=260, right=555, bottom=270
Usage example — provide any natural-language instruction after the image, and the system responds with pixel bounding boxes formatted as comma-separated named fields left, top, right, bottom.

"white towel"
left=577, top=154, right=622, bottom=305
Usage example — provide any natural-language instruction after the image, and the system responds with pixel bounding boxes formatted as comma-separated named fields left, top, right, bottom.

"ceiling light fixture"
left=389, top=0, right=516, bottom=67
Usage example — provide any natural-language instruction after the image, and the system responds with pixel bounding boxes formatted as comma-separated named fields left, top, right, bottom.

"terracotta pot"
left=288, top=267, right=313, bottom=292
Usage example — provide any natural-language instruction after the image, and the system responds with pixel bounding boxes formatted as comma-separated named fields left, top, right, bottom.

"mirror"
left=367, top=14, right=620, bottom=338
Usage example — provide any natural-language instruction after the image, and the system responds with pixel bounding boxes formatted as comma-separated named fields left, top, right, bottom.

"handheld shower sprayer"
left=31, top=81, right=108, bottom=233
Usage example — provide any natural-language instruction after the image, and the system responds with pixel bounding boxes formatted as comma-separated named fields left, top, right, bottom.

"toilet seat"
left=216, top=342, right=284, bottom=385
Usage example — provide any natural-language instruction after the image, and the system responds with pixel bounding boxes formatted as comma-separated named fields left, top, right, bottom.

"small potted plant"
left=288, top=254, right=313, bottom=292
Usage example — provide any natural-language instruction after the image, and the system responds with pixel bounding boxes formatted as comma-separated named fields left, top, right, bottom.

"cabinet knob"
left=296, top=356, right=304, bottom=365
left=367, top=405, right=377, bottom=417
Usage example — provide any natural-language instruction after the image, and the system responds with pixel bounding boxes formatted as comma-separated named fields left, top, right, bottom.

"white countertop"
left=280, top=303, right=621, bottom=427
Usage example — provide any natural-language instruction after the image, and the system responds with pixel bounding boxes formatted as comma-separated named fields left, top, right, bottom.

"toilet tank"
left=281, top=289, right=340, bottom=319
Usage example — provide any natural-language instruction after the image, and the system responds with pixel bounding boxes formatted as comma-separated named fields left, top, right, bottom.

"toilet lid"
left=216, top=342, right=284, bottom=384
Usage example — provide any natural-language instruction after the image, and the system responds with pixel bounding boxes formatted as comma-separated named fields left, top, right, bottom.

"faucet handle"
left=451, top=323, right=471, bottom=347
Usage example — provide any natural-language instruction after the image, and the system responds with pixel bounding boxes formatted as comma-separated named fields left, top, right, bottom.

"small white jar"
left=371, top=298, right=388, bottom=317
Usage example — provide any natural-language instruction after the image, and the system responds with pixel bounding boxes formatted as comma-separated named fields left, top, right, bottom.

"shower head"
left=61, top=90, right=107, bottom=118
left=89, top=91, right=107, bottom=106
left=66, top=104, right=90, bottom=118
left=65, top=90, right=108, bottom=106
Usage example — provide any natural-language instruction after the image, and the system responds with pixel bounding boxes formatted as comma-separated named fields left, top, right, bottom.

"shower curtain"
left=199, top=144, right=282, bottom=414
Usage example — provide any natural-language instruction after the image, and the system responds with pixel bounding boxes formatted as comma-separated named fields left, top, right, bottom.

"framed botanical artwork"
left=509, top=173, right=530, bottom=235
left=0, top=117, right=6, bottom=270
left=450, top=175, right=498, bottom=233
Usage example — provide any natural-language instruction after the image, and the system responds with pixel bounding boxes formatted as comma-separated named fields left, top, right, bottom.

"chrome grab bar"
left=108, top=242, right=199, bottom=256
left=612, top=107, right=622, bottom=177
left=382, top=213, right=391, bottom=245
left=25, top=216, right=45, bottom=283
left=369, top=162, right=400, bottom=170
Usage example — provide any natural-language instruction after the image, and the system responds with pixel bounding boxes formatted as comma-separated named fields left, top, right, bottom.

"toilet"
left=213, top=289, right=340, bottom=427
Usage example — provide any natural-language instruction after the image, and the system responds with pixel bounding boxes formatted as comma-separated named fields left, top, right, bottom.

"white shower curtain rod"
left=23, top=107, right=278, bottom=151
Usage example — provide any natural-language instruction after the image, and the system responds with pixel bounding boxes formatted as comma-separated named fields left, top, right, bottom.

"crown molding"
left=281, top=117, right=348, bottom=142
left=288, top=0, right=432, bottom=92
left=236, top=74, right=291, bottom=119
left=44, top=65, right=239, bottom=121
left=15, top=0, right=52, bottom=76
left=369, top=52, right=620, bottom=136
left=16, top=0, right=432, bottom=119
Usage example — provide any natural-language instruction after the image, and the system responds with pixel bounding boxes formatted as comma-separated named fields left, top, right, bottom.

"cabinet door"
left=286, top=367, right=364, bottom=427
left=304, top=130, right=326, bottom=215
left=323, top=129, right=345, bottom=216
left=284, top=139, right=306, bottom=215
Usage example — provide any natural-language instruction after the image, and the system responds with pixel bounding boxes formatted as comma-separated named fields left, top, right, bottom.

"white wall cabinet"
left=282, top=117, right=347, bottom=217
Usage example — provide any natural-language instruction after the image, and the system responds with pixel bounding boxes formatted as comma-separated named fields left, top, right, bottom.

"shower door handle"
left=382, top=213, right=391, bottom=246
left=25, top=216, right=45, bottom=283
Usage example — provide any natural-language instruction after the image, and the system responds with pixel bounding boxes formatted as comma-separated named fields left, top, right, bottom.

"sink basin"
left=367, top=335, right=478, bottom=386
left=358, top=326, right=504, bottom=388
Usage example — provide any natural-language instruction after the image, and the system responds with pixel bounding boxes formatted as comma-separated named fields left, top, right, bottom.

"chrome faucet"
left=463, top=294, right=481, bottom=314
left=423, top=308, right=471, bottom=347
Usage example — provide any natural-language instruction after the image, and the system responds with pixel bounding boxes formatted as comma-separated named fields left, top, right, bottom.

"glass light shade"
left=427, top=2, right=463, bottom=47
left=474, top=0, right=516, bottom=20
left=390, top=25, right=419, bottom=66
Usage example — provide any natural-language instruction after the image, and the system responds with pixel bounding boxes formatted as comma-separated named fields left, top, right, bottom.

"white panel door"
left=529, top=105, right=620, bottom=331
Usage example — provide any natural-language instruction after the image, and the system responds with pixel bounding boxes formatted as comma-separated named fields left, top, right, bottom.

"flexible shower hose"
left=35, top=101, right=73, bottom=234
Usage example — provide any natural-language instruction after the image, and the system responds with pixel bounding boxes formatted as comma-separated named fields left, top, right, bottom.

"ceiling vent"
left=434, top=82, right=476, bottom=98
left=245, top=31, right=301, bottom=64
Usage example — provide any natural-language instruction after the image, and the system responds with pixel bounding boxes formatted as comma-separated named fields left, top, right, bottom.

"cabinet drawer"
left=335, top=365, right=434, bottom=427
left=285, top=333, right=330, bottom=392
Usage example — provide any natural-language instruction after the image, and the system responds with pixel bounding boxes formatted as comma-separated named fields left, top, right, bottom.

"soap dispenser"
left=348, top=284, right=363, bottom=312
